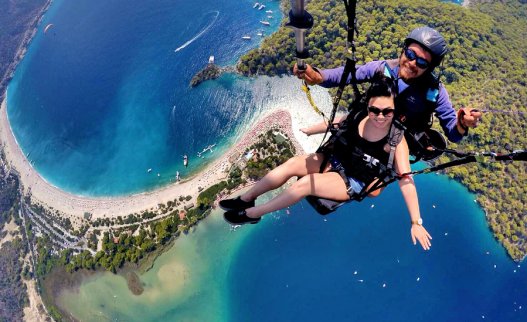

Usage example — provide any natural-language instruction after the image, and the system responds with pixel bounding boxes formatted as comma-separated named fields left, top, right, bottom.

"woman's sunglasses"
left=368, top=106, right=395, bottom=116
left=404, top=47, right=430, bottom=69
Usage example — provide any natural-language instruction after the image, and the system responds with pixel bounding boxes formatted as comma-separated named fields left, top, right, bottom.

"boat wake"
left=174, top=11, right=220, bottom=52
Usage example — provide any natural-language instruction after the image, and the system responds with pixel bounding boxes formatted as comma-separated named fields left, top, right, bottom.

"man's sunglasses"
left=404, top=47, right=430, bottom=69
left=368, top=106, right=395, bottom=116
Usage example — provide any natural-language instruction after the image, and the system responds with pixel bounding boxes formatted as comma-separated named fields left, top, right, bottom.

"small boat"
left=44, top=23, right=54, bottom=34
left=257, top=32, right=263, bottom=37
left=147, top=168, right=152, bottom=173
left=175, top=171, right=181, bottom=182
left=242, top=36, right=251, bottom=40
left=260, top=21, right=270, bottom=26
left=183, top=155, right=188, bottom=167
left=267, top=15, right=273, bottom=19
left=266, top=10, right=273, bottom=13
left=258, top=4, right=265, bottom=10
left=253, top=2, right=259, bottom=8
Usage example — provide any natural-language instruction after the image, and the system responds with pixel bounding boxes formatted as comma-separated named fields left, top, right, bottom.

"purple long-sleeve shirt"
left=319, top=60, right=464, bottom=142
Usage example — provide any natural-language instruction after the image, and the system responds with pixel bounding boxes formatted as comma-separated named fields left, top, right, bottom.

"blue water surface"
left=8, top=0, right=281, bottom=196
left=229, top=174, right=527, bottom=322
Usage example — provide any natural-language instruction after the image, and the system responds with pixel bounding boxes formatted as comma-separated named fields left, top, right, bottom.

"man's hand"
left=459, top=107, right=483, bottom=128
left=292, top=63, right=323, bottom=85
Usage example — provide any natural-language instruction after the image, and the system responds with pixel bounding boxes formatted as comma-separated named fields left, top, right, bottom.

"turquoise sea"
left=6, top=0, right=526, bottom=321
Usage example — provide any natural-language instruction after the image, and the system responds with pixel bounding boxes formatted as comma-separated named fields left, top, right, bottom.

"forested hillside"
left=238, top=0, right=527, bottom=260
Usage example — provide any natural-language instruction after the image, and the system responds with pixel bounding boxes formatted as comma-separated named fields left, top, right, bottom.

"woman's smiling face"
left=367, top=96, right=395, bottom=129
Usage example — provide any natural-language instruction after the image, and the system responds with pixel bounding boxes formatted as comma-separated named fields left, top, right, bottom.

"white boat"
left=258, top=4, right=265, bottom=10
left=267, top=15, right=273, bottom=19
left=147, top=168, right=152, bottom=173
left=266, top=10, right=273, bottom=13
left=257, top=32, right=263, bottom=37
left=183, top=155, right=188, bottom=167
left=242, top=36, right=251, bottom=40
left=175, top=171, right=181, bottom=182
left=260, top=21, right=270, bottom=26
left=208, top=55, right=214, bottom=64
left=253, top=2, right=259, bottom=8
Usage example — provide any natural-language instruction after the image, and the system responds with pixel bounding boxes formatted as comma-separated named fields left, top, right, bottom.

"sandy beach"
left=0, top=96, right=305, bottom=223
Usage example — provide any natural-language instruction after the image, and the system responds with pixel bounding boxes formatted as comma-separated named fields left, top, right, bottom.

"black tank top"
left=331, top=112, right=390, bottom=184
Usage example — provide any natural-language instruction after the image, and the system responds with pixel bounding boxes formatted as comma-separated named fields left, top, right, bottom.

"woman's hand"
left=411, top=225, right=432, bottom=250
left=300, top=127, right=312, bottom=136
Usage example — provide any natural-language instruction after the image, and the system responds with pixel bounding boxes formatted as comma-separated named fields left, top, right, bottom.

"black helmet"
left=404, top=26, right=448, bottom=68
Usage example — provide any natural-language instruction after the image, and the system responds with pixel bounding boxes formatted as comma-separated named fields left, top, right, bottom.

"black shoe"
left=224, top=209, right=261, bottom=225
left=219, top=196, right=255, bottom=211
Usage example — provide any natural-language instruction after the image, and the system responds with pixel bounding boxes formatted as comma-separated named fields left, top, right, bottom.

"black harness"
left=306, top=107, right=405, bottom=215
left=383, top=59, right=445, bottom=163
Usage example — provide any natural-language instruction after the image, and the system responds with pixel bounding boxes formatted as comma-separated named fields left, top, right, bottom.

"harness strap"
left=326, top=0, right=361, bottom=128
left=386, top=119, right=404, bottom=170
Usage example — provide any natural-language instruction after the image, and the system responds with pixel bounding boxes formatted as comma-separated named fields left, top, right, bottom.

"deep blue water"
left=8, top=0, right=281, bottom=196
left=6, top=0, right=527, bottom=321
left=229, top=174, right=527, bottom=322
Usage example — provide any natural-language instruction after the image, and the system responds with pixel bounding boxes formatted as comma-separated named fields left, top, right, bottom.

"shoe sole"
left=219, top=202, right=254, bottom=212
left=223, top=216, right=260, bottom=226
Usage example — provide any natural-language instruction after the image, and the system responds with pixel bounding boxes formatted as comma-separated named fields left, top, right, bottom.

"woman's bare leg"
left=240, top=153, right=325, bottom=202
left=245, top=171, right=349, bottom=218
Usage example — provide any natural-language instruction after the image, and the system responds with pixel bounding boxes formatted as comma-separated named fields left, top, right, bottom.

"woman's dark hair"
left=364, top=72, right=397, bottom=103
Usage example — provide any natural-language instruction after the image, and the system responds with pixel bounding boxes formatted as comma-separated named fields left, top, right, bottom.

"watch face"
left=418, top=218, right=423, bottom=225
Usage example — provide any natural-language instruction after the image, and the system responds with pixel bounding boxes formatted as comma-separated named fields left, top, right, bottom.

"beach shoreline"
left=0, top=95, right=304, bottom=224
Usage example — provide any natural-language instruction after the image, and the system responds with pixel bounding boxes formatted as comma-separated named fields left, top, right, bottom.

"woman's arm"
left=394, top=137, right=432, bottom=250
left=300, top=114, right=347, bottom=136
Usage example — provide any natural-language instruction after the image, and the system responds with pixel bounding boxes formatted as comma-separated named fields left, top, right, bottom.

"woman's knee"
left=291, top=176, right=313, bottom=196
left=282, top=155, right=309, bottom=173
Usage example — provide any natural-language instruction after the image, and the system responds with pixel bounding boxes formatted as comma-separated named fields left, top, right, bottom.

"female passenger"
left=220, top=74, right=432, bottom=250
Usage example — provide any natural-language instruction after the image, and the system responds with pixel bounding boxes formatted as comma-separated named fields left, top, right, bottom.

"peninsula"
left=190, top=63, right=236, bottom=87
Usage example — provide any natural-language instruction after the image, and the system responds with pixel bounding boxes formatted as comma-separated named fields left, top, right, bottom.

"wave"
left=174, top=11, right=220, bottom=52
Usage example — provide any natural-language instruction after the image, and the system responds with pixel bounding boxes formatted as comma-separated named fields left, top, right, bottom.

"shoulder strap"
left=386, top=119, right=405, bottom=171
